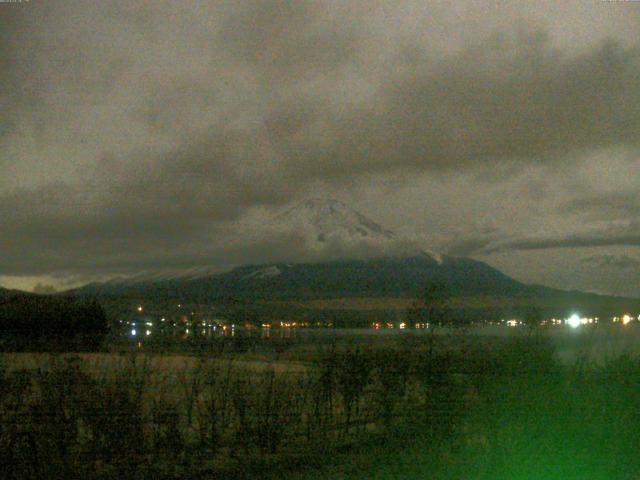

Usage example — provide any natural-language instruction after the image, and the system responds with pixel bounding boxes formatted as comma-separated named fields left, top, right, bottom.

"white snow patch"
left=242, top=265, right=282, bottom=280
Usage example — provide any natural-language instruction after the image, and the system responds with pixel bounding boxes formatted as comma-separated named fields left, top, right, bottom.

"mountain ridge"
left=67, top=198, right=640, bottom=317
left=72, top=253, right=640, bottom=320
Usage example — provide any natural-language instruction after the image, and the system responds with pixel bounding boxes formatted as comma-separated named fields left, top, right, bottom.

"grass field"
left=2, top=329, right=640, bottom=479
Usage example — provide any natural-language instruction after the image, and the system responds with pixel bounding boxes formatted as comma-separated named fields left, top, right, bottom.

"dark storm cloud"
left=581, top=254, right=640, bottom=271
left=444, top=230, right=502, bottom=257
left=217, top=0, right=359, bottom=76
left=134, top=25, right=640, bottom=198
left=484, top=222, right=640, bottom=253
left=445, top=238, right=494, bottom=257
left=0, top=144, right=297, bottom=275
left=288, top=33, right=640, bottom=179
left=560, top=191, right=640, bottom=221
left=1, top=0, right=640, bottom=280
left=0, top=6, right=33, bottom=141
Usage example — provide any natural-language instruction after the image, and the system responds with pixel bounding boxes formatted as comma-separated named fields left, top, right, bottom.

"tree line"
left=0, top=295, right=109, bottom=351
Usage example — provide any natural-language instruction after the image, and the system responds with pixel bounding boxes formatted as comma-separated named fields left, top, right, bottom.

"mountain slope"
left=74, top=253, right=640, bottom=319
left=265, top=198, right=442, bottom=263
left=74, top=254, right=543, bottom=301
left=0, top=287, right=31, bottom=300
left=71, top=198, right=640, bottom=317
left=78, top=198, right=442, bottom=286
left=276, top=198, right=396, bottom=243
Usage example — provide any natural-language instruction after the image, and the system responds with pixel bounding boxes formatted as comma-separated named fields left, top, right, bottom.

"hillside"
left=70, top=199, right=640, bottom=320
left=74, top=254, right=640, bottom=319
left=0, top=287, right=30, bottom=300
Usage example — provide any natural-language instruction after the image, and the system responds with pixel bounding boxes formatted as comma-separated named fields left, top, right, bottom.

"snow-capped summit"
left=242, top=265, right=282, bottom=280
left=72, top=198, right=443, bottom=290
left=267, top=197, right=442, bottom=263
left=275, top=198, right=395, bottom=244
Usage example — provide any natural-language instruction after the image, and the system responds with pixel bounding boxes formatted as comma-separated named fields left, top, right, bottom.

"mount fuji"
left=88, top=198, right=442, bottom=286
left=262, top=198, right=442, bottom=263
left=72, top=198, right=640, bottom=319
left=276, top=198, right=396, bottom=243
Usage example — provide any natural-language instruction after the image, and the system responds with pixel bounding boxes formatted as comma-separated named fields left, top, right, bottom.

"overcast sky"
left=1, top=0, right=639, bottom=296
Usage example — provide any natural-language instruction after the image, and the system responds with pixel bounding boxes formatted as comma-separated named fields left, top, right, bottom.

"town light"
left=568, top=314, right=581, bottom=329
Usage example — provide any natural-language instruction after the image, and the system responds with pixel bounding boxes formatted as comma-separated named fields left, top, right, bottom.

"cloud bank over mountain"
left=1, top=1, right=639, bottom=295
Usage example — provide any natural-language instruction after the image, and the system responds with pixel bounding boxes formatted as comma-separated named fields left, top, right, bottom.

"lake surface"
left=271, top=323, right=640, bottom=364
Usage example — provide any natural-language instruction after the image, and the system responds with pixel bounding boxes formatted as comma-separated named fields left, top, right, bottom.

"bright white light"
left=137, top=306, right=143, bottom=312
left=131, top=329, right=137, bottom=336
left=623, top=315, right=632, bottom=325
left=568, top=314, right=581, bottom=329
left=145, top=330, right=151, bottom=336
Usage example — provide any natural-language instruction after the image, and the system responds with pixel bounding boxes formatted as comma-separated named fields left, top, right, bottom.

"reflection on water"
left=121, top=317, right=640, bottom=365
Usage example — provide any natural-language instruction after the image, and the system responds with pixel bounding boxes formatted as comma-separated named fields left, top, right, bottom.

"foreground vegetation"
left=1, top=333, right=640, bottom=479
left=0, top=295, right=109, bottom=352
